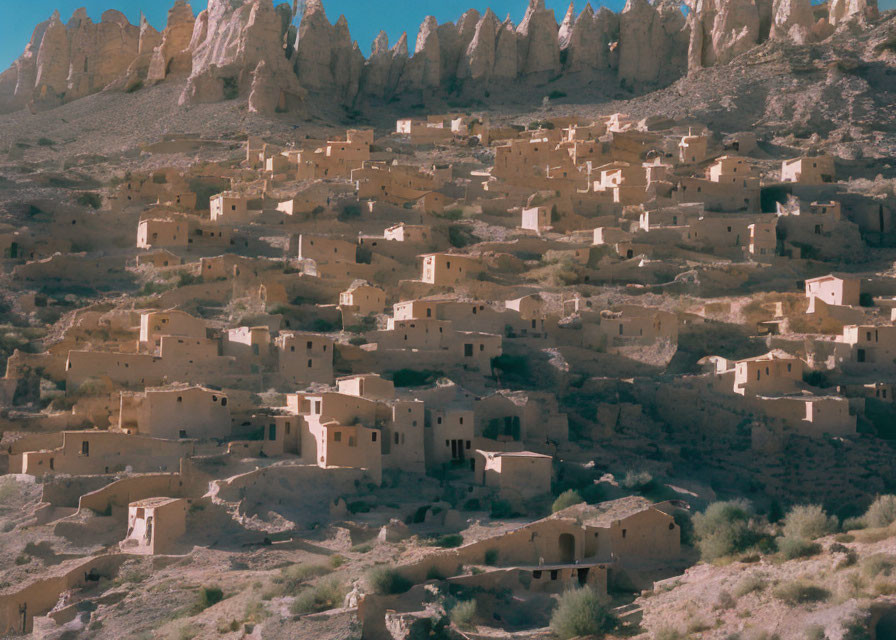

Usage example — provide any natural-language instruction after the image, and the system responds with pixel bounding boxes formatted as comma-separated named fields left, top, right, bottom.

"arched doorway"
left=559, top=533, right=575, bottom=563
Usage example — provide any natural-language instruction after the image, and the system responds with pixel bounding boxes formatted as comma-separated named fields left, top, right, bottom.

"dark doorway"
left=559, top=533, right=575, bottom=563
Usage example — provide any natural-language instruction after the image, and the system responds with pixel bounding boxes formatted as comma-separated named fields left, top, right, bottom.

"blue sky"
left=1, top=0, right=893, bottom=70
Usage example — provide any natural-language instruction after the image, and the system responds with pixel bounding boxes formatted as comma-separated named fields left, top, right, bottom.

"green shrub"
left=429, top=534, right=463, bottom=548
left=841, top=517, right=867, bottom=531
left=448, top=225, right=475, bottom=248
left=693, top=500, right=764, bottom=562
left=37, top=138, right=55, bottom=147
left=391, top=368, right=443, bottom=387
left=549, top=587, right=612, bottom=639
left=552, top=489, right=584, bottom=513
left=861, top=553, right=896, bottom=578
left=772, top=580, right=830, bottom=605
left=437, top=208, right=463, bottom=220
left=177, top=272, right=200, bottom=288
left=75, top=192, right=102, bottom=209
left=450, top=600, right=476, bottom=629
left=732, top=574, right=767, bottom=598
left=490, top=499, right=515, bottom=518
left=865, top=495, right=896, bottom=528
left=367, top=566, right=412, bottom=595
left=673, top=510, right=694, bottom=546
left=329, top=554, right=345, bottom=568
left=276, top=563, right=332, bottom=595
left=621, top=470, right=654, bottom=492
left=197, top=585, right=224, bottom=610
left=290, top=576, right=345, bottom=615
left=782, top=505, right=837, bottom=540
left=778, top=536, right=822, bottom=560
left=338, top=204, right=362, bottom=221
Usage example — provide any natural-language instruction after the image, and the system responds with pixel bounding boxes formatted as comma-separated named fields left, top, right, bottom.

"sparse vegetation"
left=782, top=505, right=838, bottom=540
left=290, top=576, right=345, bottom=615
left=693, top=501, right=766, bottom=562
left=549, top=587, right=612, bottom=639
left=552, top=489, right=584, bottom=512
left=449, top=599, right=477, bottom=629
left=366, top=566, right=412, bottom=595
left=772, top=580, right=830, bottom=605
left=864, top=495, right=896, bottom=528
left=195, top=585, right=224, bottom=611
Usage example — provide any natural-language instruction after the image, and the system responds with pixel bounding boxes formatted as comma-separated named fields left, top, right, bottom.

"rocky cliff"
left=0, top=0, right=884, bottom=116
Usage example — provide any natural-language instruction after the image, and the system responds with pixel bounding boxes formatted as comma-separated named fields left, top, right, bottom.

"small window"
left=372, top=432, right=377, bottom=442
left=221, top=398, right=227, bottom=407
left=334, top=432, right=342, bottom=442
left=269, top=424, right=276, bottom=440
left=622, top=529, right=627, bottom=538
left=179, top=429, right=187, bottom=439
left=177, top=396, right=183, bottom=403
left=81, top=441, right=90, bottom=456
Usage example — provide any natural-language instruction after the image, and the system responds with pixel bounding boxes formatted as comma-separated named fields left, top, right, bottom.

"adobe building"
left=383, top=223, right=431, bottom=243
left=118, top=385, right=231, bottom=440
left=339, top=281, right=386, bottom=315
left=782, top=156, right=836, bottom=184
left=474, top=450, right=552, bottom=499
left=520, top=206, right=552, bottom=233
left=419, top=253, right=482, bottom=285
left=119, top=497, right=187, bottom=555
left=747, top=220, right=777, bottom=260
left=678, top=132, right=709, bottom=164
left=209, top=192, right=251, bottom=222
left=274, top=331, right=335, bottom=386
left=836, top=325, right=896, bottom=367
left=139, top=309, right=207, bottom=354
left=733, top=352, right=803, bottom=396
left=805, top=274, right=861, bottom=312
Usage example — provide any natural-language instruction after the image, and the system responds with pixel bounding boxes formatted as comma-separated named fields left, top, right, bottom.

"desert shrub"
left=450, top=600, right=477, bottom=629
left=550, top=587, right=612, bottom=639
left=329, top=555, right=345, bottom=568
left=348, top=336, right=367, bottom=346
left=621, top=470, right=654, bottom=492
left=782, top=505, right=837, bottom=540
left=772, top=580, right=830, bottom=605
left=463, top=498, right=481, bottom=511
left=733, top=574, right=767, bottom=598
left=552, top=489, right=584, bottom=513
left=196, top=585, right=224, bottom=611
left=429, top=534, right=463, bottom=548
left=803, top=624, right=827, bottom=640
left=841, top=517, right=866, bottom=531
left=865, top=495, right=896, bottom=528
left=276, top=563, right=333, bottom=595
left=391, top=368, right=443, bottom=387
left=448, top=225, right=475, bottom=248
left=653, top=629, right=684, bottom=640
left=779, top=536, right=822, bottom=560
left=290, top=576, right=345, bottom=615
left=37, top=138, right=55, bottom=147
left=693, top=500, right=763, bottom=561
left=437, top=208, right=463, bottom=220
left=367, top=566, right=412, bottom=595
left=715, top=589, right=735, bottom=610
left=490, top=499, right=515, bottom=518
left=338, top=203, right=361, bottom=221
left=75, top=192, right=102, bottom=209
left=861, top=553, right=896, bottom=578
left=177, top=272, right=200, bottom=287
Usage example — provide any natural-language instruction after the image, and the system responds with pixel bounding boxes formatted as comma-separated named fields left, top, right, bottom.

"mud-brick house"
left=805, top=274, right=861, bottom=312
left=286, top=391, right=383, bottom=484
left=837, top=324, right=896, bottom=367
left=339, top=281, right=386, bottom=316
left=119, top=497, right=187, bottom=555
left=118, top=385, right=231, bottom=440
left=782, top=156, right=836, bottom=185
left=400, top=497, right=682, bottom=593
left=139, top=309, right=207, bottom=354
left=274, top=332, right=334, bottom=386
left=419, top=253, right=482, bottom=285
left=474, top=450, right=552, bottom=499
left=733, top=351, right=803, bottom=396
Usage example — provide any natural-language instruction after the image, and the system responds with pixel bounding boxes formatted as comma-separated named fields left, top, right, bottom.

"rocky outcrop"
left=618, top=0, right=687, bottom=87
left=148, top=0, right=195, bottom=82
left=561, top=3, right=620, bottom=73
left=407, top=16, right=441, bottom=90
left=688, top=0, right=763, bottom=71
left=516, top=0, right=561, bottom=76
left=181, top=0, right=297, bottom=105
left=770, top=0, right=816, bottom=44
left=0, top=0, right=885, bottom=114
left=829, top=0, right=878, bottom=26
